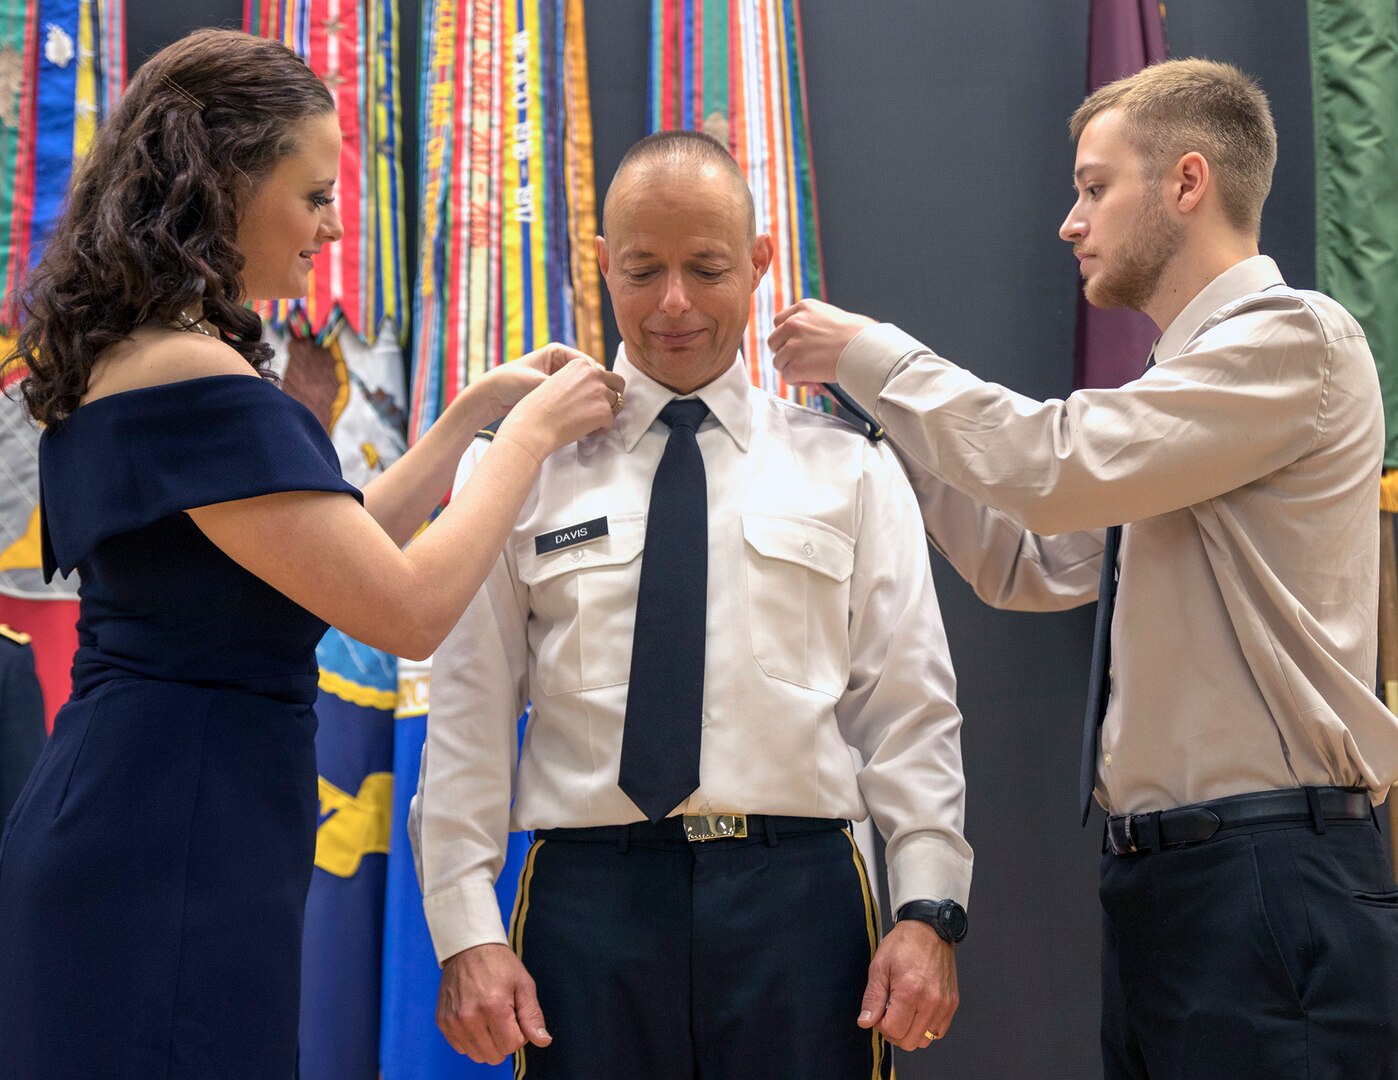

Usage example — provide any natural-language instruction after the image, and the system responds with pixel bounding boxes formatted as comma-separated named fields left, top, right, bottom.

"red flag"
left=1072, top=0, right=1168, bottom=390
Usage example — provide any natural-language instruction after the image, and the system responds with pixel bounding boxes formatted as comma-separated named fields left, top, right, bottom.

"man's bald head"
left=602, top=130, right=756, bottom=240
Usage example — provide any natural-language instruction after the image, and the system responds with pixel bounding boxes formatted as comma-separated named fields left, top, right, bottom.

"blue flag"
left=380, top=658, right=532, bottom=1079
left=300, top=631, right=397, bottom=1080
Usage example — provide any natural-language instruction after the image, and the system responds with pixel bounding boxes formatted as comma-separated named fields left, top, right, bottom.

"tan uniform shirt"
left=837, top=255, right=1398, bottom=815
left=410, top=350, right=971, bottom=962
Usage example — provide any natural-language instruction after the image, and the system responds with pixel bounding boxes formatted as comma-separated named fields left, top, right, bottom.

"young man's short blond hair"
left=1069, top=58, right=1277, bottom=237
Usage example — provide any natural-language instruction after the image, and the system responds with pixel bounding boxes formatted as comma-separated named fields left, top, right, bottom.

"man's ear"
left=595, top=234, right=609, bottom=277
left=750, top=233, right=774, bottom=291
left=1173, top=151, right=1210, bottom=216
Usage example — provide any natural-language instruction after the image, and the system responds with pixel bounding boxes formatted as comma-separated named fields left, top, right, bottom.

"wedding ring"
left=610, top=391, right=624, bottom=415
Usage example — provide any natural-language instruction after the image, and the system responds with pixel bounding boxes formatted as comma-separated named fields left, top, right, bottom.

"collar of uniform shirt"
left=608, top=344, right=753, bottom=454
left=1154, top=254, right=1286, bottom=362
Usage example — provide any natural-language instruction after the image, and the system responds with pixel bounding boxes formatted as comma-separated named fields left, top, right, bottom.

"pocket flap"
left=741, top=513, right=854, bottom=582
left=515, top=514, right=646, bottom=586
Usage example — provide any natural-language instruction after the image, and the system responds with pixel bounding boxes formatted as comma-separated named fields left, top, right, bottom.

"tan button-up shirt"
left=410, top=349, right=971, bottom=962
left=838, top=255, right=1398, bottom=815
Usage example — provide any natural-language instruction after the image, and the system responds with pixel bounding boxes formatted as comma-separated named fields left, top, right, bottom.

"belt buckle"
left=683, top=813, right=748, bottom=842
left=1107, top=814, right=1138, bottom=855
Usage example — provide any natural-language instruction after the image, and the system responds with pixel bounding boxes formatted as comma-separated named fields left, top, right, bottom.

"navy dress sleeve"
left=39, top=374, right=362, bottom=580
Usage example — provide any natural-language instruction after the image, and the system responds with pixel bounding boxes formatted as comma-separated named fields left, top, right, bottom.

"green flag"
left=1310, top=0, right=1398, bottom=468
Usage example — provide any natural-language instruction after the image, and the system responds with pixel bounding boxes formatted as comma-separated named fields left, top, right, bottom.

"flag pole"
left=1379, top=505, right=1398, bottom=881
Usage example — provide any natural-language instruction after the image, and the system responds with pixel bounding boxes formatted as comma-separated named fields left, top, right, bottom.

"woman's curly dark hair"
left=3, top=28, right=335, bottom=426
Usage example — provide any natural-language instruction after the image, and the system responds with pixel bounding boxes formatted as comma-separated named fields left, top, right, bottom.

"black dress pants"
left=508, top=822, right=891, bottom=1080
left=1101, top=816, right=1398, bottom=1079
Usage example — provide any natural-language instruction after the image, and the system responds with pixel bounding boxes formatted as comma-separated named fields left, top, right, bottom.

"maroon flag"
left=1073, top=0, right=1168, bottom=390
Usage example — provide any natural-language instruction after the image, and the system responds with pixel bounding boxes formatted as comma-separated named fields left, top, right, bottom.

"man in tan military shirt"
left=771, top=59, right=1398, bottom=1079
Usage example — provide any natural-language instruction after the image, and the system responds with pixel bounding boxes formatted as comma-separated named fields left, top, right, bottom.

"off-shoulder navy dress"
left=0, top=375, right=361, bottom=1079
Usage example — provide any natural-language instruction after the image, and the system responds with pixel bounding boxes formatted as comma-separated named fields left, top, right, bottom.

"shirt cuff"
left=422, top=877, right=510, bottom=965
left=836, top=323, right=927, bottom=414
left=886, top=834, right=973, bottom=913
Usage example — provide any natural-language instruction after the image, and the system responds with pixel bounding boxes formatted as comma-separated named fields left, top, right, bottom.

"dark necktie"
left=1078, top=352, right=1152, bottom=824
left=1078, top=523, right=1121, bottom=824
left=618, top=399, right=710, bottom=822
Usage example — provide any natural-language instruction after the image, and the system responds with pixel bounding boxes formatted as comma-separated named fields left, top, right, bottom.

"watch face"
left=939, top=900, right=968, bottom=940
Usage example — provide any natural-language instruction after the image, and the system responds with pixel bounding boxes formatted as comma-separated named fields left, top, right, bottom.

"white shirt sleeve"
left=836, top=440, right=973, bottom=911
left=408, top=439, right=532, bottom=964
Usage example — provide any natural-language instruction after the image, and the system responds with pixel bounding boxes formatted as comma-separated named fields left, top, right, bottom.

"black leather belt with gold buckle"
left=535, top=814, right=846, bottom=846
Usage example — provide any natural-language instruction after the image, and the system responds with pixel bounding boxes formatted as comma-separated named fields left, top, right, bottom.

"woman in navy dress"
left=0, top=28, right=623, bottom=1079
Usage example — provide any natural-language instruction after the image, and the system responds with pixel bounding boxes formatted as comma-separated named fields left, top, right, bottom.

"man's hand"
left=437, top=943, right=552, bottom=1065
left=857, top=920, right=959, bottom=1052
left=768, top=299, right=877, bottom=385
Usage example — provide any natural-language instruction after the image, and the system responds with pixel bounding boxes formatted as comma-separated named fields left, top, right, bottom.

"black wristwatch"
left=896, top=898, right=968, bottom=944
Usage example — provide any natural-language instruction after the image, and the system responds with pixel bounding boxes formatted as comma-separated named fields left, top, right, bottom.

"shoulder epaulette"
left=822, top=383, right=885, bottom=443
left=0, top=624, right=32, bottom=646
left=474, top=418, right=503, bottom=443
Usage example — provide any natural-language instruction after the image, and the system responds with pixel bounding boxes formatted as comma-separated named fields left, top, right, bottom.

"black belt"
left=1104, top=786, right=1371, bottom=856
left=537, top=814, right=847, bottom=846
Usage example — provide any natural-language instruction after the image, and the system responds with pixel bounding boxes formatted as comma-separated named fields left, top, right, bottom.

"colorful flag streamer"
left=408, top=0, right=602, bottom=442
left=2, top=0, right=120, bottom=327
left=246, top=0, right=407, bottom=345
left=649, top=0, right=826, bottom=405
left=0, top=0, right=122, bottom=725
left=1071, top=0, right=1166, bottom=391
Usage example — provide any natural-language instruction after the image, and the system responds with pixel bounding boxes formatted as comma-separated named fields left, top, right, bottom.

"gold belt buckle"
left=682, top=813, right=748, bottom=842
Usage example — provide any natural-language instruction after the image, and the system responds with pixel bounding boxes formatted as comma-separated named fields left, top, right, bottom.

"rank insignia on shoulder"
left=823, top=382, right=885, bottom=443
left=0, top=624, right=32, bottom=646
left=535, top=517, right=609, bottom=555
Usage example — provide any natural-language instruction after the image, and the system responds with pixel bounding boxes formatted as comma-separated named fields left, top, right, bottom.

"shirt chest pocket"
left=740, top=513, right=855, bottom=698
left=515, top=515, right=646, bottom=697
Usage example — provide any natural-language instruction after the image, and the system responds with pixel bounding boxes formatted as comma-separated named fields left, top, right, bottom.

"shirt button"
left=1108, top=666, right=1115, bottom=682
left=570, top=549, right=584, bottom=563
left=1104, top=753, right=1113, bottom=766
left=802, top=543, right=815, bottom=558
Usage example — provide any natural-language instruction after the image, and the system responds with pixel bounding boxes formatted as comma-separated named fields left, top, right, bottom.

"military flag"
left=649, top=0, right=827, bottom=405
left=1, top=0, right=122, bottom=726
left=264, top=325, right=409, bottom=1080
left=379, top=659, right=533, bottom=1079
left=1307, top=0, right=1398, bottom=871
left=1071, top=0, right=1166, bottom=391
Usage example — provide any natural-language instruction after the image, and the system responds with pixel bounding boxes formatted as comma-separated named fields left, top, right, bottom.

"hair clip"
left=160, top=74, right=205, bottom=111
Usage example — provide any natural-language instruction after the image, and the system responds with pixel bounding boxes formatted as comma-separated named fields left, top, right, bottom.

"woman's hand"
left=496, top=356, right=625, bottom=462
left=479, top=343, right=599, bottom=418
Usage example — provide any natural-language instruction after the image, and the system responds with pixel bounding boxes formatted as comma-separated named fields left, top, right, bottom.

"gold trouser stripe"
left=843, top=828, right=888, bottom=1080
left=509, top=839, right=545, bottom=1080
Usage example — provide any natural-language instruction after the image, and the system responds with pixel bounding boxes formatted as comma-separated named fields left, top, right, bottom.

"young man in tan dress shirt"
left=771, top=59, right=1398, bottom=1079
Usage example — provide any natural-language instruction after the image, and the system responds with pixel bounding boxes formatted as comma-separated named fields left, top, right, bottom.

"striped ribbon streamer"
left=0, top=0, right=122, bottom=328
left=0, top=0, right=40, bottom=327
left=649, top=0, right=827, bottom=407
left=246, top=0, right=406, bottom=346
left=408, top=0, right=601, bottom=442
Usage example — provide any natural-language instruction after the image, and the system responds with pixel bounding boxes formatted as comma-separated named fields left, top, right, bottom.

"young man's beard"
left=1085, top=192, right=1185, bottom=313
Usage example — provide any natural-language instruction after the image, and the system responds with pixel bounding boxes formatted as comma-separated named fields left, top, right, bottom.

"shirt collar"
left=610, top=344, right=752, bottom=453
left=1155, top=255, right=1286, bottom=362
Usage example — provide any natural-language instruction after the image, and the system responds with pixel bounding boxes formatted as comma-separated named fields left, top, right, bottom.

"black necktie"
left=618, top=399, right=710, bottom=822
left=1079, top=523, right=1122, bottom=825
